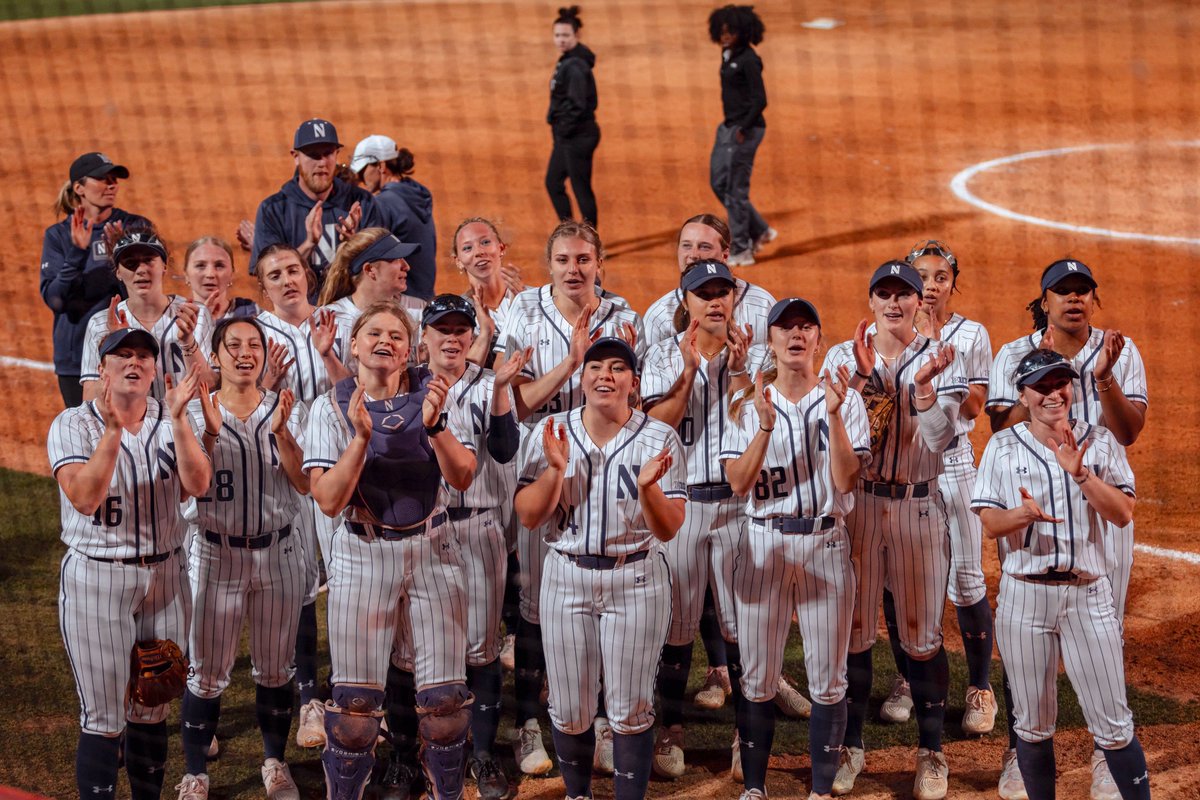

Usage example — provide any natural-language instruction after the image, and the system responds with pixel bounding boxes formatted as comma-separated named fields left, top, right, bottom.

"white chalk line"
left=0, top=355, right=55, bottom=372
left=949, top=140, right=1200, bottom=245
left=1134, top=543, right=1200, bottom=566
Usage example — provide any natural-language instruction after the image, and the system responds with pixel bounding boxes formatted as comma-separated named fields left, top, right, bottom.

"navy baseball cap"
left=1015, top=349, right=1080, bottom=389
left=99, top=327, right=159, bottom=359
left=293, top=118, right=341, bottom=150
left=422, top=294, right=476, bottom=328
left=349, top=233, right=420, bottom=276
left=70, top=152, right=129, bottom=183
left=767, top=297, right=821, bottom=328
left=869, top=260, right=924, bottom=296
left=1040, top=259, right=1098, bottom=292
left=680, top=260, right=736, bottom=294
left=112, top=231, right=167, bottom=267
left=584, top=337, right=639, bottom=374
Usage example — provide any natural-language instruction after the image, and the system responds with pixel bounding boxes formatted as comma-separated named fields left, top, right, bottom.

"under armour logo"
left=634, top=575, right=647, bottom=585
left=183, top=721, right=206, bottom=729
left=312, top=123, right=326, bottom=138
left=92, top=786, right=114, bottom=795
left=380, top=413, right=405, bottom=431
left=823, top=744, right=835, bottom=753
left=825, top=540, right=839, bottom=549
left=146, top=765, right=162, bottom=774
left=1088, top=585, right=1098, bottom=595
left=298, top=680, right=315, bottom=690
left=963, top=632, right=990, bottom=641
left=614, top=770, right=635, bottom=780
left=442, top=542, right=451, bottom=551
left=924, top=700, right=945, bottom=709
left=270, top=708, right=291, bottom=717
left=477, top=702, right=500, bottom=712
left=1132, top=771, right=1149, bottom=785
left=559, top=758, right=579, bottom=766
left=743, top=740, right=756, bottom=749
left=918, top=509, right=929, bottom=518
left=891, top=265, right=901, bottom=275
left=1015, top=466, right=1029, bottom=474
left=282, top=546, right=294, bottom=555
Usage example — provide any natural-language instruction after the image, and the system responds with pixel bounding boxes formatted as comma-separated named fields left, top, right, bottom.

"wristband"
left=203, top=429, right=220, bottom=437
left=854, top=369, right=871, bottom=380
left=181, top=340, right=198, bottom=356
left=914, top=390, right=935, bottom=401
left=729, top=368, right=748, bottom=377
left=1072, top=468, right=1091, bottom=485
left=1095, top=374, right=1115, bottom=392
left=425, top=412, right=448, bottom=437
left=759, top=424, right=774, bottom=433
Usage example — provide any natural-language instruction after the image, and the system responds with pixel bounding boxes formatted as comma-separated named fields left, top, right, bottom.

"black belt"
left=447, top=507, right=483, bottom=522
left=860, top=479, right=933, bottom=500
left=349, top=512, right=447, bottom=541
left=687, top=483, right=734, bottom=502
left=752, top=515, right=836, bottom=534
left=1018, top=570, right=1090, bottom=585
left=947, top=435, right=960, bottom=450
left=563, top=550, right=650, bottom=570
left=204, top=525, right=291, bottom=550
left=87, top=547, right=179, bottom=567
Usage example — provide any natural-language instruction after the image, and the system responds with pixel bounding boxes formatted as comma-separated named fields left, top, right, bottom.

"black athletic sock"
left=737, top=699, right=775, bottom=791
left=844, top=649, right=872, bottom=749
left=908, top=647, right=949, bottom=752
left=256, top=682, right=294, bottom=761
left=1002, top=669, right=1019, bottom=749
left=809, top=698, right=847, bottom=795
left=502, top=551, right=521, bottom=635
left=295, top=601, right=319, bottom=704
left=386, top=664, right=420, bottom=759
left=612, top=728, right=655, bottom=800
left=551, top=725, right=595, bottom=799
left=700, top=586, right=727, bottom=667
left=725, top=639, right=746, bottom=718
left=514, top=617, right=546, bottom=726
left=956, top=598, right=995, bottom=690
left=656, top=643, right=693, bottom=728
left=1015, top=737, right=1056, bottom=799
left=1102, top=737, right=1151, bottom=800
left=596, top=691, right=608, bottom=720
left=882, top=589, right=909, bottom=680
left=124, top=721, right=168, bottom=800
left=181, top=690, right=221, bottom=775
left=467, top=659, right=503, bottom=758
left=76, top=732, right=121, bottom=798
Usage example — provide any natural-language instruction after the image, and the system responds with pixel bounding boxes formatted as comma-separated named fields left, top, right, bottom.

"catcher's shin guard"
left=416, top=683, right=474, bottom=800
left=320, top=684, right=386, bottom=800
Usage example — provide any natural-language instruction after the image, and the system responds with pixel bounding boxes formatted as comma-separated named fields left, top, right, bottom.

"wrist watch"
left=425, top=412, right=448, bottom=437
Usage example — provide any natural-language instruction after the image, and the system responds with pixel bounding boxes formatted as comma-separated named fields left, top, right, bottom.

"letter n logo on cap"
left=313, top=122, right=326, bottom=138
left=1067, top=261, right=1078, bottom=271
left=707, top=264, right=717, bottom=274
left=891, top=265, right=901, bottom=275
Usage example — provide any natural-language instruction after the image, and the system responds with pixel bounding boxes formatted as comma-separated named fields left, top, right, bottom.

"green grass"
left=2, top=465, right=1197, bottom=797
left=0, top=0, right=308, bottom=23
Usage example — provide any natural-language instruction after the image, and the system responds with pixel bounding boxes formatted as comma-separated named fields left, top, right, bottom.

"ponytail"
left=53, top=180, right=80, bottom=217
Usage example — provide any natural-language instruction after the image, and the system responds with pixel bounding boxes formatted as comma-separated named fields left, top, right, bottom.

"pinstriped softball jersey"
left=973, top=421, right=1137, bottom=747
left=641, top=278, right=777, bottom=346
left=445, top=362, right=518, bottom=510
left=79, top=295, right=214, bottom=399
left=719, top=383, right=869, bottom=703
left=256, top=309, right=333, bottom=405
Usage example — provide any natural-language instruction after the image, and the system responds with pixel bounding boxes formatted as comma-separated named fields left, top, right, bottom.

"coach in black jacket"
left=546, top=6, right=600, bottom=227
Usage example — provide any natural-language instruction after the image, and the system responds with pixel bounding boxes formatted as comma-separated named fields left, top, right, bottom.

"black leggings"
left=59, top=374, right=83, bottom=408
left=546, top=122, right=601, bottom=227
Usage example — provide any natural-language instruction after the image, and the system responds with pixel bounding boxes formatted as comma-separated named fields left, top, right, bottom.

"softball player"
left=823, top=261, right=961, bottom=800
left=40, top=151, right=147, bottom=407
left=515, top=337, right=687, bottom=800
left=182, top=236, right=259, bottom=322
left=303, top=300, right=477, bottom=800
left=175, top=318, right=308, bottom=800
left=973, top=349, right=1150, bottom=800
left=986, top=259, right=1147, bottom=799
left=451, top=217, right=525, bottom=368
left=876, top=241, right=998, bottom=737
left=495, top=221, right=644, bottom=777
left=51, top=329, right=210, bottom=800
left=641, top=260, right=751, bottom=779
left=80, top=225, right=216, bottom=402
left=721, top=298, right=870, bottom=800
left=641, top=214, right=776, bottom=347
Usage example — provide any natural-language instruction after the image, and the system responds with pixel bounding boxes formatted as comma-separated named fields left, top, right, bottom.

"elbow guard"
left=486, top=412, right=520, bottom=464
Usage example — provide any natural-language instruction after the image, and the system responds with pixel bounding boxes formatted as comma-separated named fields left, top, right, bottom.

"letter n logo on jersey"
left=469, top=402, right=487, bottom=437
left=156, top=442, right=177, bottom=481
left=615, top=464, right=641, bottom=500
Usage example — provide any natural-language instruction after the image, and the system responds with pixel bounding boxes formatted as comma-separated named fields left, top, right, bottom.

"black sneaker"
left=469, top=756, right=512, bottom=800
left=380, top=752, right=426, bottom=800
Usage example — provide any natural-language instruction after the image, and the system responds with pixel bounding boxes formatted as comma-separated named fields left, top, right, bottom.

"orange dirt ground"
left=1, top=0, right=1199, bottom=795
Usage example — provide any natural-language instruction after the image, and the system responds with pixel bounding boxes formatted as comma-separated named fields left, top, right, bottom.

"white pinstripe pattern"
left=540, top=549, right=672, bottom=735
left=58, top=550, right=191, bottom=735
left=662, top=497, right=742, bottom=644
left=640, top=278, right=777, bottom=347
left=79, top=295, right=214, bottom=399
left=446, top=363, right=518, bottom=510
left=256, top=309, right=333, bottom=405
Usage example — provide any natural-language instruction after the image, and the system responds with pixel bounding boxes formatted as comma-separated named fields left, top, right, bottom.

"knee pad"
left=416, top=684, right=473, bottom=800
left=321, top=685, right=385, bottom=800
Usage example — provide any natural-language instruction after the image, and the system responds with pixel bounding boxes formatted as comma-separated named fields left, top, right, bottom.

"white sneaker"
left=728, top=250, right=756, bottom=268
left=695, top=666, right=732, bottom=710
left=1090, top=750, right=1121, bottom=800
left=739, top=790, right=767, bottom=800
left=514, top=719, right=554, bottom=775
left=262, top=759, right=299, bottom=800
left=499, top=634, right=516, bottom=672
left=831, top=746, right=865, bottom=796
left=295, top=698, right=326, bottom=748
left=731, top=733, right=743, bottom=782
left=754, top=227, right=779, bottom=253
left=593, top=717, right=614, bottom=775
left=205, top=735, right=219, bottom=760
left=774, top=675, right=813, bottom=719
left=998, top=748, right=1028, bottom=800
left=175, top=774, right=209, bottom=800
left=652, top=724, right=686, bottom=779
left=880, top=676, right=914, bottom=723
left=962, top=686, right=997, bottom=735
left=913, top=748, right=948, bottom=800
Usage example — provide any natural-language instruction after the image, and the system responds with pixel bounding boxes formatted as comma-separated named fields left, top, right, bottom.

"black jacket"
left=547, top=43, right=598, bottom=139
left=720, top=44, right=767, bottom=130
left=376, top=179, right=437, bottom=302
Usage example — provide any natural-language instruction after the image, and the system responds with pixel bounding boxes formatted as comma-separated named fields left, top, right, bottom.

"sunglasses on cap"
left=906, top=240, right=957, bottom=269
left=421, top=293, right=477, bottom=327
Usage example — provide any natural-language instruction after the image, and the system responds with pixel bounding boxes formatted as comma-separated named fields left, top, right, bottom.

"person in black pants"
left=546, top=5, right=600, bottom=227
left=708, top=5, right=776, bottom=267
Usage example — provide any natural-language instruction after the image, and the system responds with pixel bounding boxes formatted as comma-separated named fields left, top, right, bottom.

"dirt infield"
left=2, top=0, right=1199, bottom=795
